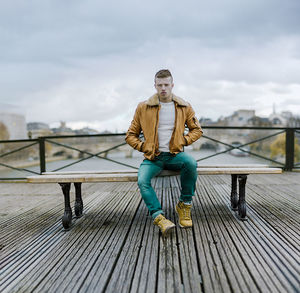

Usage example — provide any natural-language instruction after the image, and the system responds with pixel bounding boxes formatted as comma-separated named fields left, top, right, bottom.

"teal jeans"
left=138, top=152, right=198, bottom=219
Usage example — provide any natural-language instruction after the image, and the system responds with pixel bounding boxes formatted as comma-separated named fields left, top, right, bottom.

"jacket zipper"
left=154, top=104, right=160, bottom=156
left=169, top=102, right=178, bottom=152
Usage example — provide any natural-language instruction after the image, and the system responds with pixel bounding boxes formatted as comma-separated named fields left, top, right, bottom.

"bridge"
left=0, top=171, right=299, bottom=292
left=0, top=126, right=299, bottom=180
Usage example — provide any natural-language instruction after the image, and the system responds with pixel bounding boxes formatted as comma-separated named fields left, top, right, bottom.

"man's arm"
left=183, top=105, right=203, bottom=146
left=125, top=104, right=144, bottom=151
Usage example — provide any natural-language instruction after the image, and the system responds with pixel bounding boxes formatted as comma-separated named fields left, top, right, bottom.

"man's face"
left=155, top=77, right=174, bottom=100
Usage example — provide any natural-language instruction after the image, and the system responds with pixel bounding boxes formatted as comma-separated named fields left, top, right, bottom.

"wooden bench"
left=27, top=165, right=282, bottom=229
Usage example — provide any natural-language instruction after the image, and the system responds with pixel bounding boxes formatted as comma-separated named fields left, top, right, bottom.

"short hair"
left=155, top=69, right=173, bottom=81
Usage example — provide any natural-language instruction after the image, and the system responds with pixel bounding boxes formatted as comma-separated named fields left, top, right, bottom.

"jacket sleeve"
left=125, top=104, right=144, bottom=152
left=183, top=105, right=203, bottom=146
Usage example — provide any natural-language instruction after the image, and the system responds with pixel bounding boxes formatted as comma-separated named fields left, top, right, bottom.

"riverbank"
left=0, top=155, right=67, bottom=171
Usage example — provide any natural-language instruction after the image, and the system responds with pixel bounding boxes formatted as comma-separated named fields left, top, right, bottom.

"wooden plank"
left=192, top=182, right=231, bottom=293
left=0, top=183, right=107, bottom=259
left=27, top=175, right=86, bottom=183
left=156, top=176, right=182, bottom=293
left=207, top=175, right=293, bottom=292
left=1, top=172, right=299, bottom=292
left=246, top=185, right=300, bottom=249
left=63, top=191, right=141, bottom=293
left=169, top=176, right=203, bottom=293
left=27, top=168, right=282, bottom=183
left=0, top=198, right=66, bottom=259
left=129, top=178, right=160, bottom=293
left=197, top=173, right=292, bottom=292
left=198, top=164, right=270, bottom=168
left=42, top=170, right=139, bottom=175
left=211, top=182, right=287, bottom=293
left=103, top=198, right=149, bottom=292
left=210, top=177, right=299, bottom=292
left=47, top=186, right=140, bottom=292
left=0, top=182, right=137, bottom=292
left=0, top=183, right=124, bottom=291
left=197, top=168, right=282, bottom=175
left=41, top=164, right=271, bottom=175
left=249, top=184, right=300, bottom=223
left=31, top=183, right=130, bottom=291
left=195, top=180, right=257, bottom=293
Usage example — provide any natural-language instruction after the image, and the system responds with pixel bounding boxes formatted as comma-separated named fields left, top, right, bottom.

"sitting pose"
left=126, top=69, right=203, bottom=236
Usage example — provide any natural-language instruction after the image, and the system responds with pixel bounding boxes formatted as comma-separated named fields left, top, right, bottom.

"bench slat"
left=41, top=164, right=271, bottom=175
left=27, top=168, right=282, bottom=183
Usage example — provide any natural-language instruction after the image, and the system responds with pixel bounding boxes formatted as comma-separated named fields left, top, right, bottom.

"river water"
left=0, top=148, right=276, bottom=178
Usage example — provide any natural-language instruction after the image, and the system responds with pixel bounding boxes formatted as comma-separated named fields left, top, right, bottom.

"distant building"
left=100, top=130, right=113, bottom=134
left=248, top=116, right=272, bottom=127
left=51, top=121, right=75, bottom=135
left=75, top=127, right=99, bottom=135
left=287, top=115, right=300, bottom=127
left=201, top=106, right=298, bottom=129
left=27, top=122, right=52, bottom=138
left=199, top=117, right=214, bottom=126
left=225, top=109, right=256, bottom=126
left=268, top=110, right=292, bottom=126
left=0, top=104, right=27, bottom=140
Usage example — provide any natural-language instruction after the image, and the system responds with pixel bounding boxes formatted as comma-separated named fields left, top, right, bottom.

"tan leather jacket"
left=125, top=94, right=203, bottom=160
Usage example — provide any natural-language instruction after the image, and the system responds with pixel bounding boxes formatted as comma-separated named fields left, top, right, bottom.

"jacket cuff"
left=183, top=136, right=191, bottom=146
left=137, top=141, right=144, bottom=152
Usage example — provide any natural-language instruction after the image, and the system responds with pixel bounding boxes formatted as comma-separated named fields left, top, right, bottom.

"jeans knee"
left=184, top=157, right=197, bottom=171
left=138, top=177, right=151, bottom=190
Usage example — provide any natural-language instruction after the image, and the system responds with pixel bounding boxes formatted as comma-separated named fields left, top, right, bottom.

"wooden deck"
left=0, top=172, right=299, bottom=293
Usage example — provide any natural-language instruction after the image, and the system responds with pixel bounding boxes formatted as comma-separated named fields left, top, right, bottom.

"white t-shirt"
left=158, top=101, right=175, bottom=152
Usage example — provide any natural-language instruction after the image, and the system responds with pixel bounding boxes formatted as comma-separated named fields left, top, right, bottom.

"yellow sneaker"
left=153, top=214, right=175, bottom=236
left=176, top=201, right=192, bottom=228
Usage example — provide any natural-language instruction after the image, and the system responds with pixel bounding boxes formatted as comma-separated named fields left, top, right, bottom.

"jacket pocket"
left=142, top=141, right=154, bottom=154
left=171, top=135, right=185, bottom=152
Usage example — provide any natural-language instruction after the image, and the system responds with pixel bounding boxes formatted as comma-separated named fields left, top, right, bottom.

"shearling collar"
left=145, top=94, right=188, bottom=106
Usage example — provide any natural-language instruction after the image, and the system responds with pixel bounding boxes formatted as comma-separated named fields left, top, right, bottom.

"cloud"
left=1, top=0, right=300, bottom=62
left=0, top=0, right=300, bottom=131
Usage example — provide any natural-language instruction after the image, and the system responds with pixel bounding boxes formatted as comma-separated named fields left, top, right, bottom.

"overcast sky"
left=0, top=0, right=299, bottom=132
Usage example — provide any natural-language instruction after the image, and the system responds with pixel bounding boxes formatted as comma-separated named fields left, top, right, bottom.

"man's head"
left=154, top=69, right=174, bottom=102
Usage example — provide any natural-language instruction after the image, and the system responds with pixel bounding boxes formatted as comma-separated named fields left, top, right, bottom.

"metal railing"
left=0, top=126, right=299, bottom=180
left=198, top=126, right=294, bottom=168
left=38, top=134, right=138, bottom=173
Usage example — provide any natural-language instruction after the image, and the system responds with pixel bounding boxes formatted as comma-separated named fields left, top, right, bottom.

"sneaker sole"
left=162, top=224, right=176, bottom=236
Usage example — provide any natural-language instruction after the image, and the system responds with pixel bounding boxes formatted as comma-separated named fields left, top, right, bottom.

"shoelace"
left=160, top=218, right=170, bottom=225
left=182, top=205, right=191, bottom=220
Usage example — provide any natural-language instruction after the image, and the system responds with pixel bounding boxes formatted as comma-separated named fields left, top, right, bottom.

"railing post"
left=39, top=137, right=46, bottom=174
left=285, top=128, right=294, bottom=171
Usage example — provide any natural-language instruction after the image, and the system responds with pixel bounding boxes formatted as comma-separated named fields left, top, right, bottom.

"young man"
left=126, top=69, right=203, bottom=236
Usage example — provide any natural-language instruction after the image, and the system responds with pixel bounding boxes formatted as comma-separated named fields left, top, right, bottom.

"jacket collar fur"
left=145, top=94, right=188, bottom=107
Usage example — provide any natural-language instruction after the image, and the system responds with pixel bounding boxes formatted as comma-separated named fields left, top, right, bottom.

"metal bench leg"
left=231, top=174, right=238, bottom=211
left=59, top=183, right=72, bottom=229
left=238, top=175, right=248, bottom=221
left=74, top=183, right=83, bottom=218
